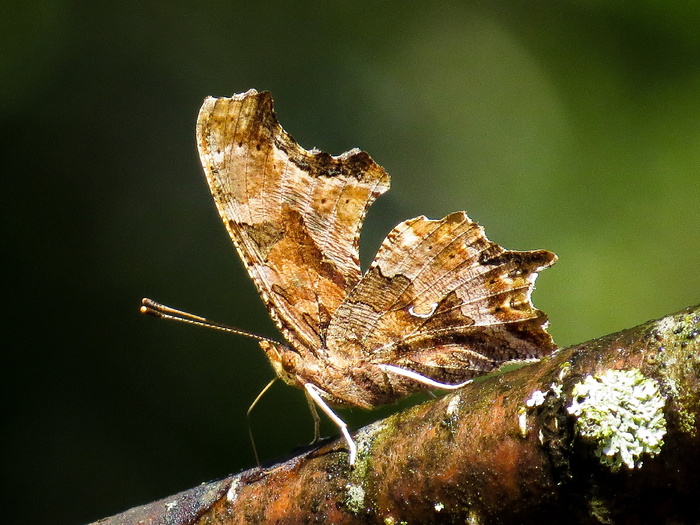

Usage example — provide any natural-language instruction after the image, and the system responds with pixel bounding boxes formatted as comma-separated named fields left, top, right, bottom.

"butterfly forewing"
left=196, top=90, right=390, bottom=355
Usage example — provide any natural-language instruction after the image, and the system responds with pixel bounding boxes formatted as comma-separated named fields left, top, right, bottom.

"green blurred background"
left=3, top=1, right=699, bottom=523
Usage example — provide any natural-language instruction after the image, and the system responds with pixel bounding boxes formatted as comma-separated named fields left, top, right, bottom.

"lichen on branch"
left=92, top=305, right=700, bottom=525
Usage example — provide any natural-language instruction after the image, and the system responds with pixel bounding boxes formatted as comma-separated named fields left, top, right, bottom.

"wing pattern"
left=196, top=89, right=556, bottom=406
left=325, top=212, right=557, bottom=382
left=197, top=90, right=390, bottom=356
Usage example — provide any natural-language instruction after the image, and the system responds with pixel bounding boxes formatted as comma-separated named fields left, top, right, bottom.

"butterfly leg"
left=304, top=389, right=322, bottom=445
left=378, top=364, right=472, bottom=390
left=246, top=377, right=278, bottom=465
left=304, top=383, right=357, bottom=466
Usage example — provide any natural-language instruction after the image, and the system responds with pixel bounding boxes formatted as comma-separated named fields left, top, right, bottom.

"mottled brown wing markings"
left=200, top=96, right=320, bottom=353
left=197, top=90, right=390, bottom=358
left=326, top=212, right=555, bottom=359
left=197, top=89, right=556, bottom=401
left=189, top=89, right=559, bottom=464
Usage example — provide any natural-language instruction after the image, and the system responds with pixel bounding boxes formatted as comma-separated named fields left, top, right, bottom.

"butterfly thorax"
left=259, top=339, right=425, bottom=409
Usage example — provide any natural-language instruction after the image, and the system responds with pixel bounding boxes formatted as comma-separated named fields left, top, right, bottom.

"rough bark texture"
left=91, top=305, right=700, bottom=525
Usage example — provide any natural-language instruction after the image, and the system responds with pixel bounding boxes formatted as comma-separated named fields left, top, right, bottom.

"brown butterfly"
left=143, top=89, right=557, bottom=465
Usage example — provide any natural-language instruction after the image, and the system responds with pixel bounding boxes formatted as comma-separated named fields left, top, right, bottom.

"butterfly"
left=144, top=89, right=557, bottom=465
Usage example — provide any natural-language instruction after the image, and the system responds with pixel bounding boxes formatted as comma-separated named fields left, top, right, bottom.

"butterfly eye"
left=281, top=352, right=301, bottom=373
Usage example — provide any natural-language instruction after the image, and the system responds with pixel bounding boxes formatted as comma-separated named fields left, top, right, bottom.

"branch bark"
left=92, top=305, right=700, bottom=524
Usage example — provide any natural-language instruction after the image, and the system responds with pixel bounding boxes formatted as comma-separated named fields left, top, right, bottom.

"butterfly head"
left=258, top=340, right=304, bottom=388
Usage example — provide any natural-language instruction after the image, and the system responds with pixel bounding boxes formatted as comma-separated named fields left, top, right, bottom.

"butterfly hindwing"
left=325, top=212, right=557, bottom=379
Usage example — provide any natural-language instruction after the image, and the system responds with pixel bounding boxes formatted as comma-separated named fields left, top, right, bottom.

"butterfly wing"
left=197, top=90, right=390, bottom=355
left=325, top=211, right=557, bottom=382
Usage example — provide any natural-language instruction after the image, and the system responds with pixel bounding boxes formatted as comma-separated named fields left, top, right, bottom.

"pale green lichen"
left=654, top=311, right=700, bottom=437
left=525, top=389, right=546, bottom=407
left=225, top=476, right=241, bottom=503
left=345, top=483, right=366, bottom=514
left=519, top=388, right=550, bottom=438
left=519, top=382, right=561, bottom=438
left=344, top=425, right=377, bottom=514
left=550, top=382, right=563, bottom=398
left=383, top=519, right=408, bottom=525
left=445, top=394, right=461, bottom=416
left=567, top=369, right=666, bottom=471
left=351, top=425, right=374, bottom=476
left=517, top=406, right=529, bottom=438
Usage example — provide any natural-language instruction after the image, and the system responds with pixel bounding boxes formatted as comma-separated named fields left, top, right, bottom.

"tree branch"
left=91, top=305, right=700, bottom=524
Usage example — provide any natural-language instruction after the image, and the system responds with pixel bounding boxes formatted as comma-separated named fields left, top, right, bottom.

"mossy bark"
left=91, top=305, right=700, bottom=525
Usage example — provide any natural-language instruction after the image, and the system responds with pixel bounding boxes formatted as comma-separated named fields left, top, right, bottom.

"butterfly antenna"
left=140, top=298, right=280, bottom=345
left=246, top=377, right=278, bottom=466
